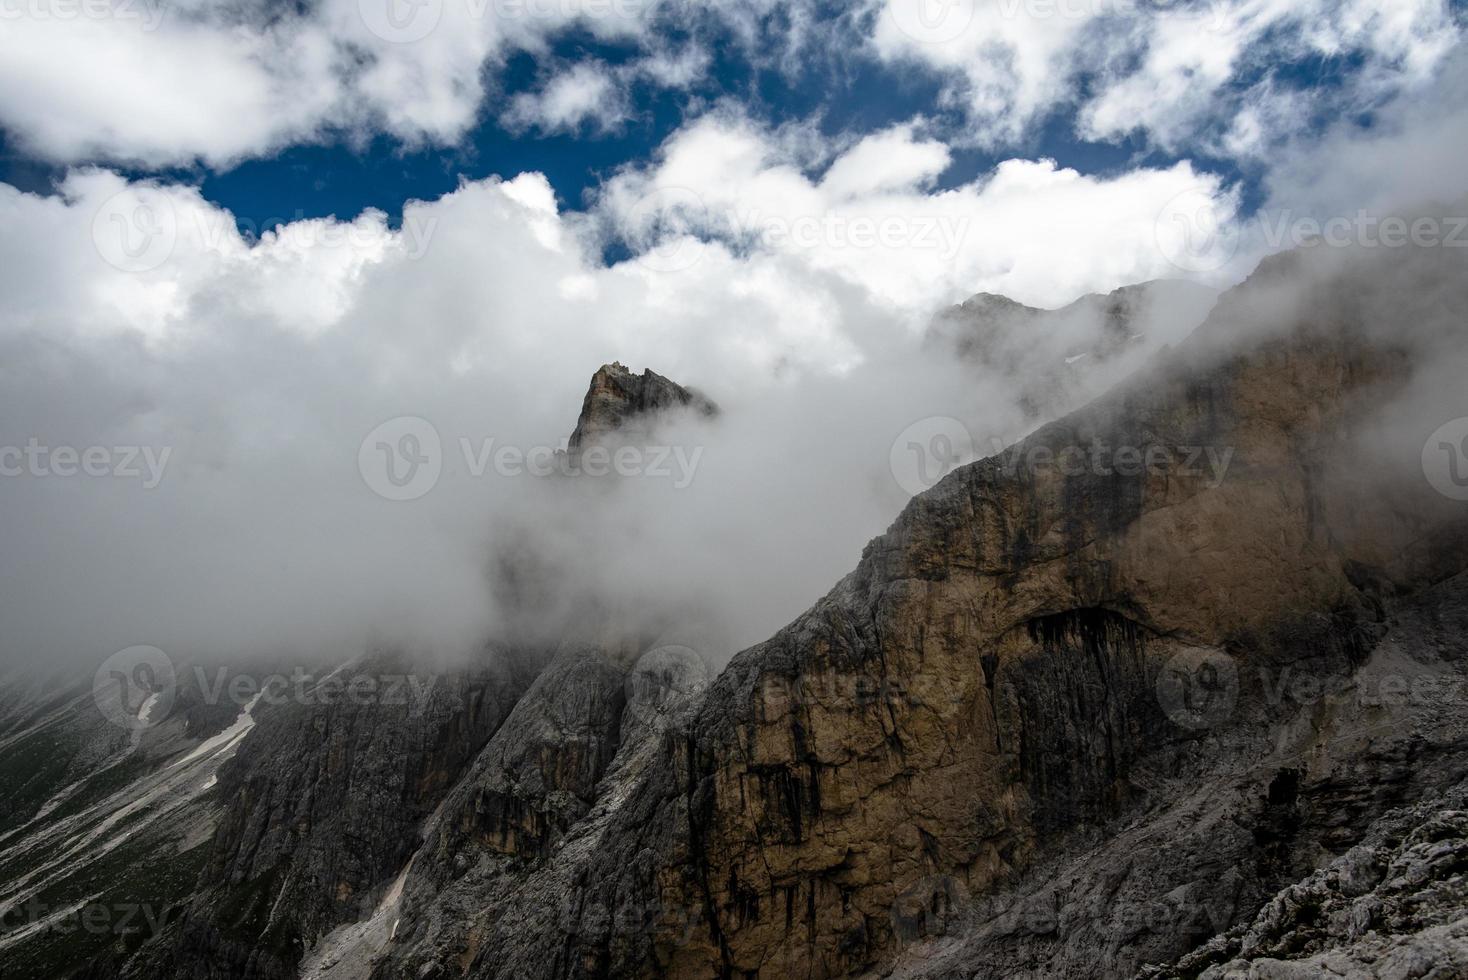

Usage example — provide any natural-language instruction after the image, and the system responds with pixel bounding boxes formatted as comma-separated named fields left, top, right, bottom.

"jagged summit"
left=932, top=278, right=1219, bottom=419
left=566, top=362, right=718, bottom=451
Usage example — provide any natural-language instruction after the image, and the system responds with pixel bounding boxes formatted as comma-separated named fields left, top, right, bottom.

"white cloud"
left=632, top=44, right=712, bottom=88
left=597, top=112, right=1243, bottom=309
left=869, top=0, right=1461, bottom=152
left=503, top=62, right=630, bottom=134
left=0, top=0, right=1457, bottom=173
left=0, top=0, right=659, bottom=167
left=0, top=107, right=1252, bottom=670
left=818, top=124, right=950, bottom=199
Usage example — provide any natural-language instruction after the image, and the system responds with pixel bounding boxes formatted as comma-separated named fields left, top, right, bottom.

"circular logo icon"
left=890, top=874, right=967, bottom=944
left=623, top=186, right=709, bottom=273
left=92, top=190, right=177, bottom=273
left=887, top=0, right=974, bottom=46
left=1154, top=187, right=1241, bottom=274
left=358, top=0, right=443, bottom=43
left=890, top=416, right=975, bottom=497
left=93, top=645, right=176, bottom=731
left=1422, top=417, right=1468, bottom=501
left=1136, top=0, right=1228, bottom=31
left=358, top=416, right=442, bottom=501
left=623, top=645, right=711, bottom=736
left=1155, top=647, right=1238, bottom=730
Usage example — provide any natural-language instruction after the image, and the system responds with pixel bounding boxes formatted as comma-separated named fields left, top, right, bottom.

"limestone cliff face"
left=132, top=655, right=533, bottom=980
left=369, top=246, right=1467, bottom=979
left=85, top=247, right=1468, bottom=980
left=567, top=362, right=718, bottom=453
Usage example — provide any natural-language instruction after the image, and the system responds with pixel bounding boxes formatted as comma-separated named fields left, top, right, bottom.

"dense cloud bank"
left=1, top=49, right=1466, bottom=673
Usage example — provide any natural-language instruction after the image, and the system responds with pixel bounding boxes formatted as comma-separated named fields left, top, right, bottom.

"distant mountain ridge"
left=931, top=279, right=1219, bottom=419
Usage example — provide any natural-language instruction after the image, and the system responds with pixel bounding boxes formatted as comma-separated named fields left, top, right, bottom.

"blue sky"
left=6, top=0, right=1459, bottom=241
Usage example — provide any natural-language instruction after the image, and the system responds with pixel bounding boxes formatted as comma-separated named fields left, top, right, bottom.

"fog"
left=0, top=177, right=1230, bottom=676
left=2, top=69, right=1467, bottom=676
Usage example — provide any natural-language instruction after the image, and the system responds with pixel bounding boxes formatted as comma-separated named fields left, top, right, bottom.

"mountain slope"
left=52, top=243, right=1468, bottom=979
left=367, top=245, right=1467, bottom=978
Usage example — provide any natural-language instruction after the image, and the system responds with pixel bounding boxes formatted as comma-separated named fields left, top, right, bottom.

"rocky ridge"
left=33, top=243, right=1468, bottom=979
left=567, top=362, right=718, bottom=453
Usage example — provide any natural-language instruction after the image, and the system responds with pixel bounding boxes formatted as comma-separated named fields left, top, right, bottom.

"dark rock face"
left=152, top=654, right=534, bottom=980
left=363, top=247, right=1462, bottom=979
left=70, top=246, right=1468, bottom=980
left=567, top=362, right=718, bottom=453
left=66, top=363, right=722, bottom=980
left=1146, top=754, right=1468, bottom=979
left=445, top=646, right=627, bottom=860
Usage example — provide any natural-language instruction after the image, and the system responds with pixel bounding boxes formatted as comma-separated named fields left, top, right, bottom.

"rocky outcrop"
left=1150, top=770, right=1468, bottom=980
left=875, top=569, right=1468, bottom=979
left=71, top=363, right=722, bottom=980
left=149, top=654, right=533, bottom=979
left=567, top=362, right=717, bottom=453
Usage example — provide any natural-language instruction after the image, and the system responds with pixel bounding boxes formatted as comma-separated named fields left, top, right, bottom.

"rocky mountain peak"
left=931, top=278, right=1219, bottom=420
left=566, top=362, right=718, bottom=451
